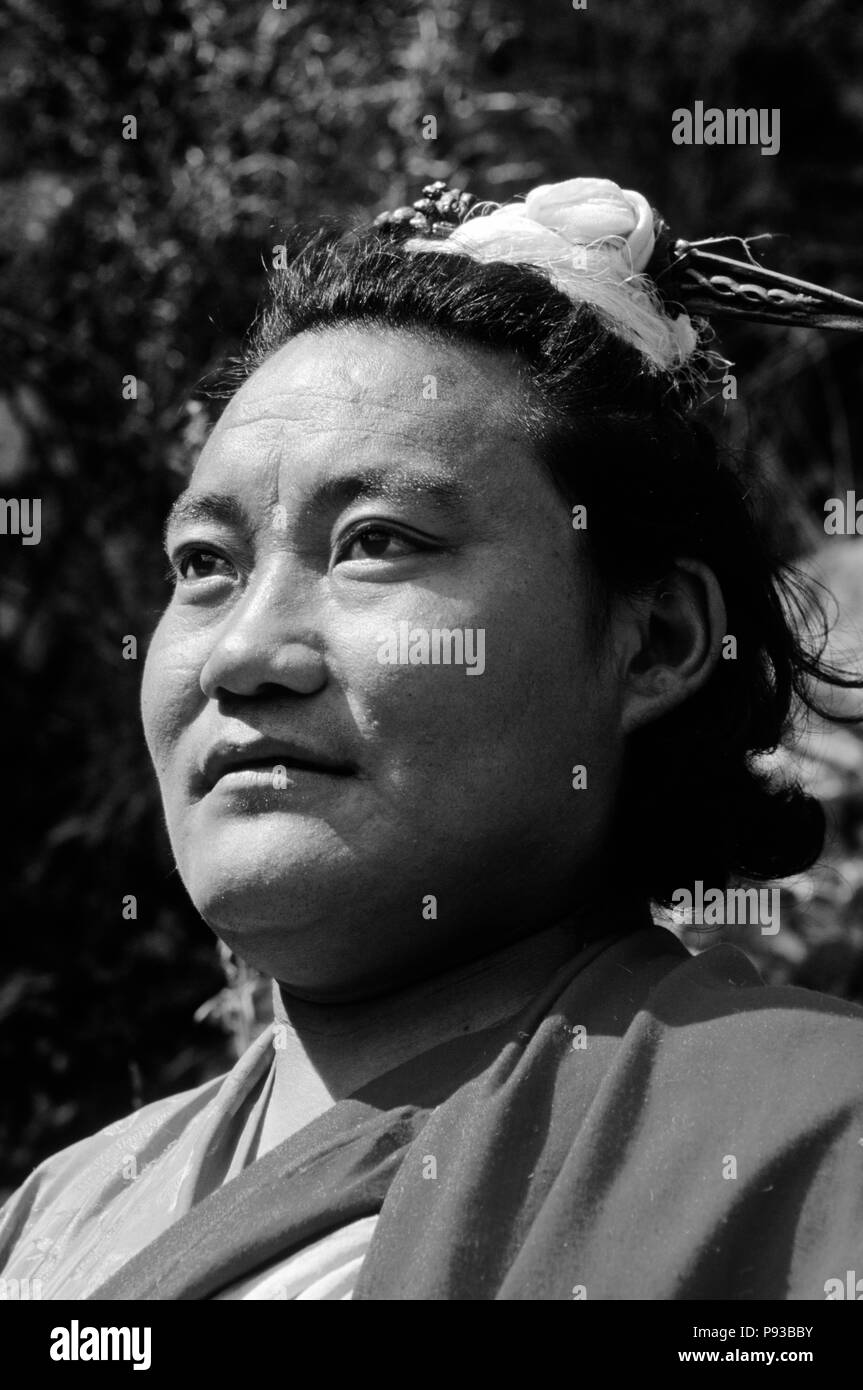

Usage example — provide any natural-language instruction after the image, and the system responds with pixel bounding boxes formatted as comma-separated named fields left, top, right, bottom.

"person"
left=2, top=176, right=863, bottom=1301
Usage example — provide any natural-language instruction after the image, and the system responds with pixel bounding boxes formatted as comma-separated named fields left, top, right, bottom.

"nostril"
left=200, top=635, right=328, bottom=702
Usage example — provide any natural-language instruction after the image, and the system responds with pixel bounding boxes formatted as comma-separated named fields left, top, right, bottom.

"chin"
left=177, top=825, right=345, bottom=927
left=187, top=862, right=325, bottom=921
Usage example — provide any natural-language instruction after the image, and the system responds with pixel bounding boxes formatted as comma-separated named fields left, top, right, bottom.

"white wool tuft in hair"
left=405, top=205, right=701, bottom=379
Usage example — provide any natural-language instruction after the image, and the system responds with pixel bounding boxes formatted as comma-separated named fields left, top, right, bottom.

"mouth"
left=200, top=741, right=356, bottom=792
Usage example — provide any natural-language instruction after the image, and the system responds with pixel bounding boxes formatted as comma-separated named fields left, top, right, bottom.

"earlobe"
left=619, top=559, right=727, bottom=735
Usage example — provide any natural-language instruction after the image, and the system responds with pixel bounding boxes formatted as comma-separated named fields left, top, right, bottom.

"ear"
left=616, top=559, right=727, bottom=736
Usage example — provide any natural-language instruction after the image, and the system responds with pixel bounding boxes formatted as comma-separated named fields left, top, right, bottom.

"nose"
left=199, top=565, right=327, bottom=700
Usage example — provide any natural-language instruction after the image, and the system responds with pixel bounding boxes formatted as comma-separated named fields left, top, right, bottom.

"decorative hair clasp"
left=373, top=180, right=479, bottom=237
left=650, top=223, right=863, bottom=333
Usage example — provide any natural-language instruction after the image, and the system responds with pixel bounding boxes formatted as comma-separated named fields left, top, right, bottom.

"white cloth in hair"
left=407, top=177, right=698, bottom=375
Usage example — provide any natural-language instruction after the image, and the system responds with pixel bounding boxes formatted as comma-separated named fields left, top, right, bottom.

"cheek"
left=330, top=590, right=495, bottom=734
left=331, top=577, right=599, bottom=793
left=140, top=615, right=204, bottom=776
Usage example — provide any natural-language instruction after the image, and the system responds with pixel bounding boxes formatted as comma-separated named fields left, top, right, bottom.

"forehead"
left=192, top=326, right=541, bottom=497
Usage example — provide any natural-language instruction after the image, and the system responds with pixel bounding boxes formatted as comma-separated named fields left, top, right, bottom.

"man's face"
left=141, top=326, right=625, bottom=999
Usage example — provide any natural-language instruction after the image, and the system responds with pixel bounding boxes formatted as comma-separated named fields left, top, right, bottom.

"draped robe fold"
left=3, top=926, right=863, bottom=1300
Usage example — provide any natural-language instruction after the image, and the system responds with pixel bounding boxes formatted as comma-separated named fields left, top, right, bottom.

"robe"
left=3, top=925, right=863, bottom=1300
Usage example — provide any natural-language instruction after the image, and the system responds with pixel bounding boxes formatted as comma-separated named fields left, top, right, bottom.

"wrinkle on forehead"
left=218, top=324, right=532, bottom=448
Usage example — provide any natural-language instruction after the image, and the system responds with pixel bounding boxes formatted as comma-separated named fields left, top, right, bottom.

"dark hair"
left=219, top=225, right=861, bottom=905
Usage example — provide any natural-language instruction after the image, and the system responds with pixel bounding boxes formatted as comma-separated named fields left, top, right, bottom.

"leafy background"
left=1, top=0, right=862, bottom=1196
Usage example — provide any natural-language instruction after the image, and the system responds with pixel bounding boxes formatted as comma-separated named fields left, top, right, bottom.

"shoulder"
left=565, top=926, right=863, bottom=1149
left=646, top=936, right=863, bottom=1095
left=599, top=932, right=863, bottom=1220
left=1, top=1070, right=224, bottom=1244
left=0, top=1028, right=275, bottom=1295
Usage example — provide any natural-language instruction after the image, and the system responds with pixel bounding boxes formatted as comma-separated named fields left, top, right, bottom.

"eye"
left=336, top=525, right=423, bottom=564
left=170, top=547, right=235, bottom=583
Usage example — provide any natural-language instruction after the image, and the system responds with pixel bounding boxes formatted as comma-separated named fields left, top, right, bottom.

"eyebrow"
left=163, top=492, right=246, bottom=545
left=311, top=465, right=469, bottom=514
left=163, top=466, right=470, bottom=543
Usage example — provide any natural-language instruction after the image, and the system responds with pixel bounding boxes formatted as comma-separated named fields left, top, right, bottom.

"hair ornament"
left=374, top=177, right=863, bottom=389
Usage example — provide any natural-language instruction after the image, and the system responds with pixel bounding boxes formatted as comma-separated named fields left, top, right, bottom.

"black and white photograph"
left=1, top=0, right=863, bottom=1347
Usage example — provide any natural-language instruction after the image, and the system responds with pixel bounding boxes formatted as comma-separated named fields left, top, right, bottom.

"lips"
left=200, top=738, right=355, bottom=791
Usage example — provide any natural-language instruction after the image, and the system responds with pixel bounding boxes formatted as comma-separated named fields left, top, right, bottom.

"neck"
left=257, top=898, right=645, bottom=1152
